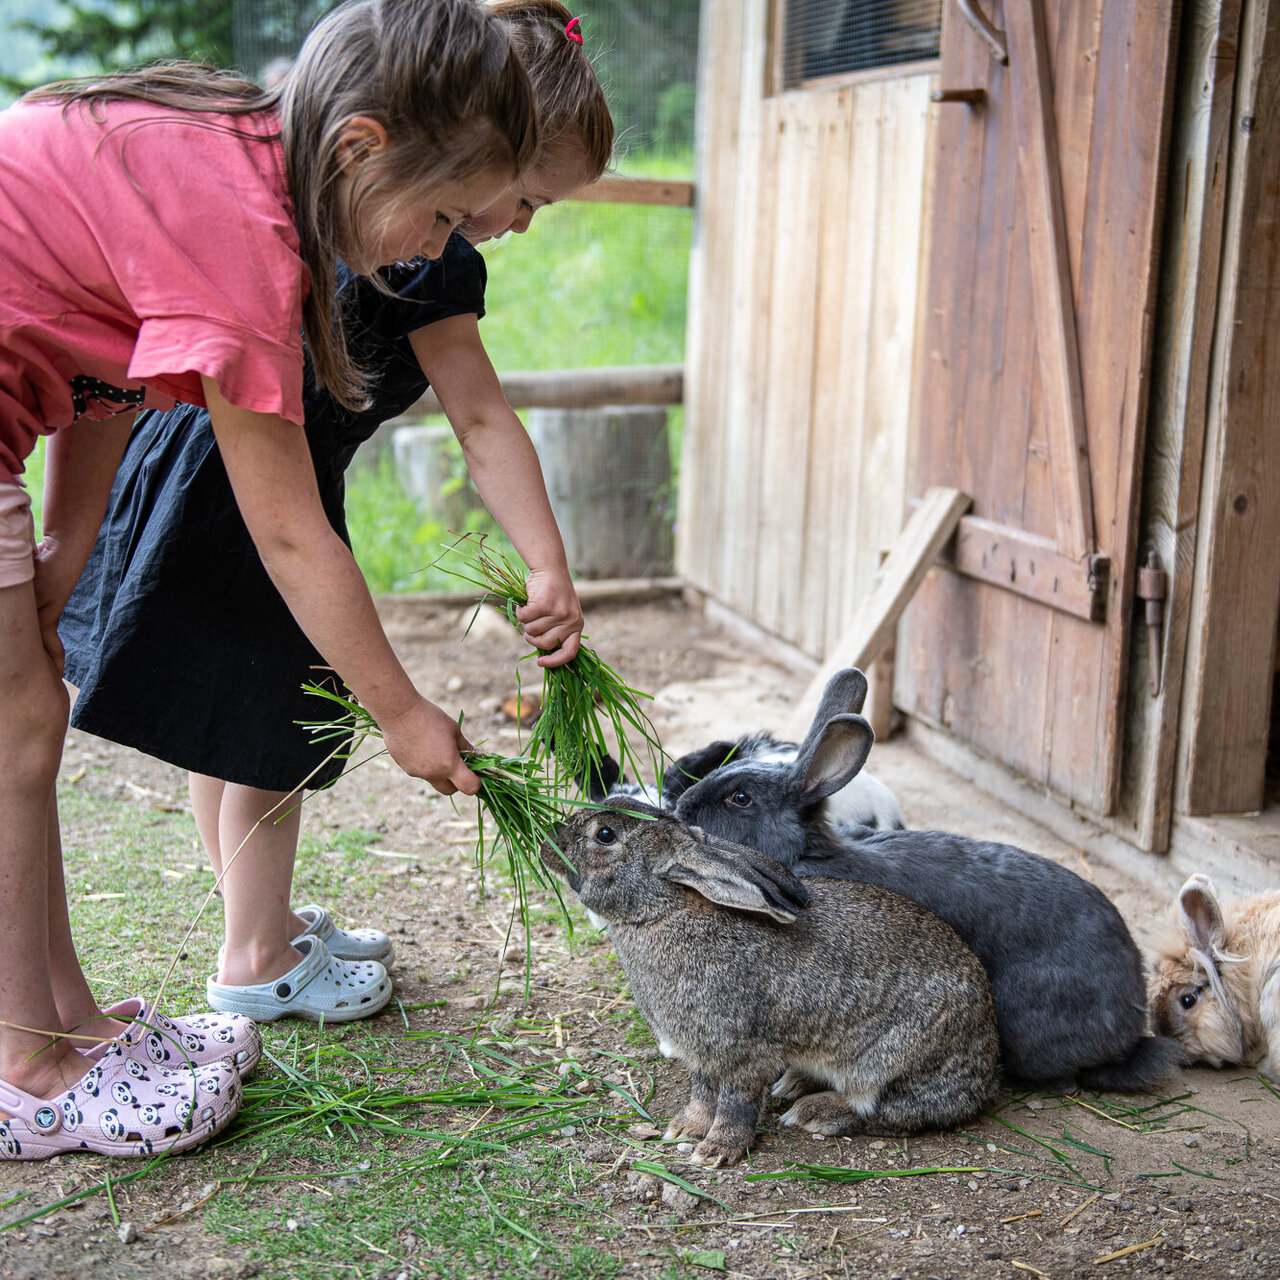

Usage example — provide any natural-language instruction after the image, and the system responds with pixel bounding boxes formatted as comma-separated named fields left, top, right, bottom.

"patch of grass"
left=57, top=783, right=217, bottom=1014
left=6, top=998, right=657, bottom=1278
left=477, top=186, right=691, bottom=373
left=207, top=1149, right=624, bottom=1280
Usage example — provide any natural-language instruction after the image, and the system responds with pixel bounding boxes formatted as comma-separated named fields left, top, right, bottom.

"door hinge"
left=1136, top=551, right=1168, bottom=696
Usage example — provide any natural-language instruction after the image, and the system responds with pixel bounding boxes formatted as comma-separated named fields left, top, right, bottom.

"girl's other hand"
left=516, top=568, right=584, bottom=668
left=377, top=696, right=481, bottom=796
left=31, top=536, right=79, bottom=674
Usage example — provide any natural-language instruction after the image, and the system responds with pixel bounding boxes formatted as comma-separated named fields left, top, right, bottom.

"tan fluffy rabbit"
left=542, top=799, right=999, bottom=1167
left=1148, top=874, right=1280, bottom=1082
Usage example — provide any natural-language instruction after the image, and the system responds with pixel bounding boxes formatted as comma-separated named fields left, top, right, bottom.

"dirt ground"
left=2, top=592, right=1278, bottom=1279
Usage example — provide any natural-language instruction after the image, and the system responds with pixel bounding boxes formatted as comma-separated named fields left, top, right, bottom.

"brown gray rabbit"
left=1149, top=874, right=1280, bottom=1083
left=541, top=800, right=999, bottom=1167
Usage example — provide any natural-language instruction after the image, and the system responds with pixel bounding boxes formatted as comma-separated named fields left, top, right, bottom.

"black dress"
left=60, top=235, right=486, bottom=791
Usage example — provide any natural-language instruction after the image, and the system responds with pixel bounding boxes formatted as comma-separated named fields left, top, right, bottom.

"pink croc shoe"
left=91, top=999, right=262, bottom=1078
left=0, top=1043, right=241, bottom=1161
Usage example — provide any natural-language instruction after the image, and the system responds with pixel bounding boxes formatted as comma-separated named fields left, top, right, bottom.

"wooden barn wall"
left=679, top=0, right=936, bottom=660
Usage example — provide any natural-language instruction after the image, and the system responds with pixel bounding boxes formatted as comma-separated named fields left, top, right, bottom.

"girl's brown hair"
left=24, top=0, right=538, bottom=410
left=489, top=1, right=613, bottom=182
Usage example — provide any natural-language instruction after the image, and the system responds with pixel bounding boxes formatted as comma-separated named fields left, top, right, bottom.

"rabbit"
left=541, top=798, right=999, bottom=1168
left=572, top=712, right=904, bottom=830
left=1148, top=874, right=1280, bottom=1082
left=662, top=727, right=906, bottom=830
left=670, top=666, right=1186, bottom=1094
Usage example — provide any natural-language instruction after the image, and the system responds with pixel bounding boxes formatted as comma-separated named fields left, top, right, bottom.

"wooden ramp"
left=786, top=487, right=972, bottom=738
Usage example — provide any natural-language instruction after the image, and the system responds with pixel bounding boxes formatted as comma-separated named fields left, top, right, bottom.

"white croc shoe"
left=205, top=936, right=393, bottom=1023
left=292, top=903, right=395, bottom=967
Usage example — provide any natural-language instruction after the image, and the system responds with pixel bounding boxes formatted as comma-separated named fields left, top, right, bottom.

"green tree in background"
left=2, top=0, right=700, bottom=152
left=0, top=0, right=335, bottom=94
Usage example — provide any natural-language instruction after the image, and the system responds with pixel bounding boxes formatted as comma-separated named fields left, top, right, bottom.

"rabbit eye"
left=727, top=790, right=752, bottom=809
left=594, top=825, right=616, bottom=845
left=1180, top=991, right=1199, bottom=1010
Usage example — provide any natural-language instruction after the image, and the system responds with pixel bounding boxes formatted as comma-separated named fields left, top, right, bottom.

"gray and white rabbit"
left=671, top=668, right=1185, bottom=1094
left=1148, top=874, right=1280, bottom=1082
left=662, top=726, right=905, bottom=830
left=541, top=799, right=999, bottom=1167
left=579, top=717, right=904, bottom=830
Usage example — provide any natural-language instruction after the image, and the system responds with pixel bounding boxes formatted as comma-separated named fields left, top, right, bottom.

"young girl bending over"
left=59, top=2, right=611, bottom=1026
left=0, top=0, right=565, bottom=1160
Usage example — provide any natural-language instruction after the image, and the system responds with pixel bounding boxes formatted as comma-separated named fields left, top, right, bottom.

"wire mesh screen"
left=232, top=0, right=334, bottom=83
left=780, top=0, right=942, bottom=87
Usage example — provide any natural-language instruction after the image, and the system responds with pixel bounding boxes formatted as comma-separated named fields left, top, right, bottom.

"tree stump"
left=528, top=406, right=674, bottom=579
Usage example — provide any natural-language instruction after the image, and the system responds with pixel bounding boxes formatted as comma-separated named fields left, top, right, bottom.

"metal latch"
left=1136, top=551, right=1168, bottom=696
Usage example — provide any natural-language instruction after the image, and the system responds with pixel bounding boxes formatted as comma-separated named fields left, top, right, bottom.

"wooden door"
left=899, top=0, right=1179, bottom=815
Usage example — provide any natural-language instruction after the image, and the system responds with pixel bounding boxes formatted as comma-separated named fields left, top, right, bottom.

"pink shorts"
left=0, top=483, right=36, bottom=588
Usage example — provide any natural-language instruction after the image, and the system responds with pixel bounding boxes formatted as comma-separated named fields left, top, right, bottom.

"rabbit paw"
left=690, top=1135, right=749, bottom=1168
left=778, top=1090, right=869, bottom=1137
left=770, top=1067, right=823, bottom=1102
left=664, top=1113, right=711, bottom=1144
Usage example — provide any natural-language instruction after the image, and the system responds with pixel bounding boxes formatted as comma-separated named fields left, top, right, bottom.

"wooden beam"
left=392, top=363, right=684, bottom=419
left=939, top=513, right=1109, bottom=622
left=570, top=176, right=695, bottom=207
left=1180, top=0, right=1280, bottom=815
left=786, top=487, right=972, bottom=738
left=1005, top=0, right=1096, bottom=560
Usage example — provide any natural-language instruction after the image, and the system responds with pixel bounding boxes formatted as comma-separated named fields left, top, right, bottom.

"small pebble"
left=117, top=1223, right=137, bottom=1245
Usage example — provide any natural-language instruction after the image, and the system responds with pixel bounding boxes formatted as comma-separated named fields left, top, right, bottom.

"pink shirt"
left=0, top=98, right=308, bottom=483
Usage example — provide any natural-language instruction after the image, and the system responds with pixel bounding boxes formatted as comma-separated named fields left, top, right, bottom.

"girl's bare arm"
left=36, top=412, right=136, bottom=667
left=202, top=376, right=480, bottom=795
left=410, top=315, right=583, bottom=666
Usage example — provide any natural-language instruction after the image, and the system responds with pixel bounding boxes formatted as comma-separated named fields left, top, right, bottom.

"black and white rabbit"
left=671, top=667, right=1185, bottom=1093
left=542, top=799, right=999, bottom=1167
left=663, top=727, right=905, bottom=830
left=576, top=707, right=904, bottom=831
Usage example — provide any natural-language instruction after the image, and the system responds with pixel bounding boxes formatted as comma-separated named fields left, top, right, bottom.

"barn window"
left=777, top=0, right=943, bottom=89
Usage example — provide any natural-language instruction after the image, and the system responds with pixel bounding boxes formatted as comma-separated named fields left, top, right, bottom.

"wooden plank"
left=715, top=1, right=771, bottom=611
left=802, top=85, right=856, bottom=659
left=788, top=486, right=972, bottom=737
left=828, top=81, right=885, bottom=657
left=1005, top=0, right=1095, bottom=560
left=570, top=176, right=695, bottom=206
left=757, top=94, right=820, bottom=637
left=393, top=365, right=683, bottom=420
left=938, top=513, right=1108, bottom=621
left=1107, top=0, right=1240, bottom=851
left=1180, top=0, right=1280, bottom=814
left=678, top=0, right=750, bottom=594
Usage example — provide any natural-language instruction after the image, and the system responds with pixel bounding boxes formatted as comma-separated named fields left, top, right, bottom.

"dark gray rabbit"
left=671, top=668, right=1185, bottom=1093
left=541, top=799, right=999, bottom=1167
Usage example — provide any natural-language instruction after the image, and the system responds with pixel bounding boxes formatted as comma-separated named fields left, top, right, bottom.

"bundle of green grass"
left=303, top=534, right=663, bottom=927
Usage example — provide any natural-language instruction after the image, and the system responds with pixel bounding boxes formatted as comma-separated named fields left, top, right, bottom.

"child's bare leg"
left=191, top=775, right=305, bottom=986
left=0, top=581, right=90, bottom=1103
left=44, top=790, right=120, bottom=1041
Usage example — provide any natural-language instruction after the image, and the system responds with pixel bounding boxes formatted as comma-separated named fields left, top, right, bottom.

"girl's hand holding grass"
left=516, top=565, right=583, bottom=668
left=376, top=694, right=481, bottom=797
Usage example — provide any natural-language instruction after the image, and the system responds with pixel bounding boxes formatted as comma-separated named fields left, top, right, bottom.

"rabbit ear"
left=655, top=846, right=807, bottom=922
left=1178, top=874, right=1226, bottom=953
left=797, top=714, right=874, bottom=802
left=800, top=669, right=870, bottom=752
left=663, top=740, right=743, bottom=799
left=582, top=754, right=621, bottom=801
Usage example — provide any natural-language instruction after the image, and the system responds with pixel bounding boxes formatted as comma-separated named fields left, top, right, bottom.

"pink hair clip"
left=565, top=16, right=583, bottom=44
